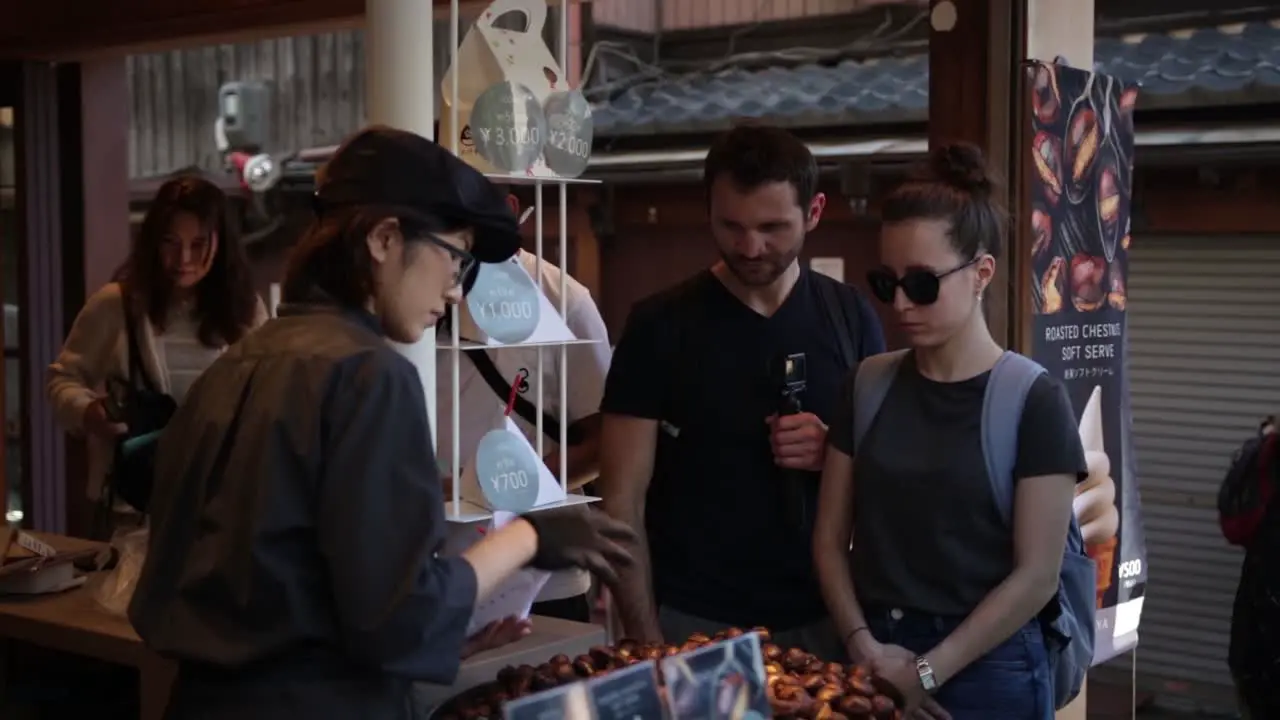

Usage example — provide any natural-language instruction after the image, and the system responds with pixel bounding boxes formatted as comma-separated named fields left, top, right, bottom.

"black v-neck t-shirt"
left=828, top=354, right=1087, bottom=616
left=602, top=269, right=885, bottom=629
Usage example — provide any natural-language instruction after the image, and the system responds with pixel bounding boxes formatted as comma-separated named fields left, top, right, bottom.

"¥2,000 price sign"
left=542, top=90, right=594, bottom=178
left=475, top=428, right=542, bottom=513
left=467, top=259, right=542, bottom=344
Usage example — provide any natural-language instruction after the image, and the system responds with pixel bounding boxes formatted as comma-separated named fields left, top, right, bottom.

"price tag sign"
left=504, top=682, right=591, bottom=720
left=662, top=634, right=770, bottom=720
left=466, top=259, right=542, bottom=344
left=586, top=660, right=668, bottom=720
left=475, top=428, right=541, bottom=513
left=470, top=81, right=548, bottom=174
left=543, top=90, right=594, bottom=178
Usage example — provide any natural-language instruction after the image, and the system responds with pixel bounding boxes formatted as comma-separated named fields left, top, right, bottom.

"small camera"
left=781, top=353, right=806, bottom=392
left=775, top=353, right=807, bottom=415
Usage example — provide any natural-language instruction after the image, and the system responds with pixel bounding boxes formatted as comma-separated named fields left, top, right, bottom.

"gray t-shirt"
left=828, top=355, right=1087, bottom=616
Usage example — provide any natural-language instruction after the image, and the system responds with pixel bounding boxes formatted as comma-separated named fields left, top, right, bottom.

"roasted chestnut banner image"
left=1028, top=62, right=1132, bottom=320
left=1024, top=59, right=1148, bottom=665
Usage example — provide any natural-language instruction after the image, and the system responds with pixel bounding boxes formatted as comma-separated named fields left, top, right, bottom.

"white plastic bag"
left=88, top=527, right=148, bottom=617
left=438, top=0, right=566, bottom=176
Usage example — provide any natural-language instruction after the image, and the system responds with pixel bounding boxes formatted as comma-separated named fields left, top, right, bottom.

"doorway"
left=0, top=63, right=22, bottom=526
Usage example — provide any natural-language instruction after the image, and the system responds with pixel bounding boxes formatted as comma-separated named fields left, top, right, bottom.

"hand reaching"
left=461, top=616, right=532, bottom=659
left=523, top=507, right=638, bottom=587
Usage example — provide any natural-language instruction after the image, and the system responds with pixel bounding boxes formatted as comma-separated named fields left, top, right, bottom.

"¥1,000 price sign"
left=467, top=259, right=542, bottom=344
left=475, top=429, right=542, bottom=513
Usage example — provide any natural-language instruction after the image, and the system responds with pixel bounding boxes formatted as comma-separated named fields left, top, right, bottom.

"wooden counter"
left=0, top=534, right=605, bottom=720
left=0, top=534, right=176, bottom=720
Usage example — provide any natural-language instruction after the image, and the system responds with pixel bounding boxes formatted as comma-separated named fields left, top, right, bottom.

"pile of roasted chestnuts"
left=433, top=627, right=902, bottom=719
left=762, top=642, right=901, bottom=719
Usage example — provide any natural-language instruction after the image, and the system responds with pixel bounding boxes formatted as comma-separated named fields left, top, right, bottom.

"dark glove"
left=523, top=506, right=638, bottom=587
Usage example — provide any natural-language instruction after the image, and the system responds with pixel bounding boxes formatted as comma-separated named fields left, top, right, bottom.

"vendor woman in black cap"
left=128, top=126, right=637, bottom=720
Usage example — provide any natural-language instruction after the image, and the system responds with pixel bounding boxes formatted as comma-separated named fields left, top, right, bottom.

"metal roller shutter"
left=1092, top=235, right=1280, bottom=712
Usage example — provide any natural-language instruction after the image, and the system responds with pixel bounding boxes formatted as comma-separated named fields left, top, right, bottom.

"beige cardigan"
left=47, top=282, right=268, bottom=501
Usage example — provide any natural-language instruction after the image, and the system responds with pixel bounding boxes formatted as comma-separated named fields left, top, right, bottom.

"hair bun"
left=929, top=142, right=993, bottom=196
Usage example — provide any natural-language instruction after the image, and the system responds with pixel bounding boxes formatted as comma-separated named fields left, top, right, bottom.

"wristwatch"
left=915, top=656, right=938, bottom=693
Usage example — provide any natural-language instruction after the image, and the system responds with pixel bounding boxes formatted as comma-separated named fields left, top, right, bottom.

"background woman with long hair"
left=48, top=175, right=266, bottom=509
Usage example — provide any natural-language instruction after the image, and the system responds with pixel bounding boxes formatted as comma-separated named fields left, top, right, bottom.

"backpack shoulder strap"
left=813, top=274, right=856, bottom=369
left=852, top=349, right=909, bottom=455
left=981, top=351, right=1049, bottom=525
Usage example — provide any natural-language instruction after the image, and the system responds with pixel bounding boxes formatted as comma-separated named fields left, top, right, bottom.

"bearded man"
left=598, top=124, right=885, bottom=658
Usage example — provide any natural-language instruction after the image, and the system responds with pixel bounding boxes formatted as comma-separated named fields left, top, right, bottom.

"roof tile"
left=594, top=21, right=1280, bottom=136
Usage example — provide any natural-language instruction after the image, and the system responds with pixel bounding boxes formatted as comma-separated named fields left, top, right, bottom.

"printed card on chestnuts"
left=661, top=633, right=771, bottom=719
left=584, top=660, right=667, bottom=720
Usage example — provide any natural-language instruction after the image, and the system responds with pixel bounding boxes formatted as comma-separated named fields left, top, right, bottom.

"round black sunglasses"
left=866, top=257, right=979, bottom=306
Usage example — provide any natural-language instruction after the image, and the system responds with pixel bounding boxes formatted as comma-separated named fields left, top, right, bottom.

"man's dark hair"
left=282, top=206, right=468, bottom=309
left=118, top=175, right=258, bottom=348
left=702, top=125, right=819, bottom=209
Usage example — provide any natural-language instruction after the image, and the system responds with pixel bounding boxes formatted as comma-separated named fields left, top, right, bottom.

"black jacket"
left=129, top=303, right=476, bottom=719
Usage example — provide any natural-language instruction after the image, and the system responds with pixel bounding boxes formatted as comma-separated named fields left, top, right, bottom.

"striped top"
left=154, top=305, right=222, bottom=404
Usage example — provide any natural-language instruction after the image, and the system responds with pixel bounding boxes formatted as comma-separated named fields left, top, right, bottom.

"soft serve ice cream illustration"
left=1075, top=385, right=1119, bottom=607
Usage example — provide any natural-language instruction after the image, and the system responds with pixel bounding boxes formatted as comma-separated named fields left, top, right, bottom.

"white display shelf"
left=436, top=337, right=603, bottom=350
left=484, top=173, right=600, bottom=186
left=443, top=494, right=600, bottom=524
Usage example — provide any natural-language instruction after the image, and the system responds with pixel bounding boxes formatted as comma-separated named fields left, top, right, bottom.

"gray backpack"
left=851, top=349, right=1096, bottom=710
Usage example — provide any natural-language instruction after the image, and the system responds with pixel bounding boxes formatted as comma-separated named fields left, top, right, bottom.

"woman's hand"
left=869, top=653, right=952, bottom=720
left=524, top=507, right=637, bottom=586
left=856, top=638, right=912, bottom=667
left=83, top=397, right=127, bottom=440
left=460, top=616, right=532, bottom=659
left=845, top=629, right=911, bottom=669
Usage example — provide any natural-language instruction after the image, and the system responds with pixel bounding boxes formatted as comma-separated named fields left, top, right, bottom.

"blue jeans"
left=864, top=605, right=1054, bottom=720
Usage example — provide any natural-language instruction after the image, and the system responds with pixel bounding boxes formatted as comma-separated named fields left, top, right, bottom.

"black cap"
left=314, top=125, right=520, bottom=264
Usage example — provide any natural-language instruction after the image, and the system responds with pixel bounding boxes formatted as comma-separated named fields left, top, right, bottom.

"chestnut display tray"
left=414, top=614, right=606, bottom=718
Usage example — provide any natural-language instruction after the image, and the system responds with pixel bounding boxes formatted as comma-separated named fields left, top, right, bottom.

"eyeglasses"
left=425, top=234, right=476, bottom=289
left=866, top=258, right=978, bottom=306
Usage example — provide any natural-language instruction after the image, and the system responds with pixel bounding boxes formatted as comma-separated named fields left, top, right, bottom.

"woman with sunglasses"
left=48, top=175, right=266, bottom=521
left=128, top=127, right=636, bottom=720
left=813, top=143, right=1086, bottom=719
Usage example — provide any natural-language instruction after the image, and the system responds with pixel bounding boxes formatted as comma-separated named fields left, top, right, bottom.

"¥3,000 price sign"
left=467, top=259, right=542, bottom=344
left=470, top=81, right=548, bottom=174
left=475, top=428, right=542, bottom=513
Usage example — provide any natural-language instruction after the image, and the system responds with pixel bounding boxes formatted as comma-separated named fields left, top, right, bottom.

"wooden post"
left=927, top=0, right=1015, bottom=347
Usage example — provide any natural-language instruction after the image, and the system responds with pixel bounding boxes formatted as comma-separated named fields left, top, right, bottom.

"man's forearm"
left=612, top=524, right=662, bottom=641
left=598, top=414, right=662, bottom=640
left=601, top=492, right=661, bottom=640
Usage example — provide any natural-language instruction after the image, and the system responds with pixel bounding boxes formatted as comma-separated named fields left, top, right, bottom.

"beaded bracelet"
left=843, top=625, right=871, bottom=646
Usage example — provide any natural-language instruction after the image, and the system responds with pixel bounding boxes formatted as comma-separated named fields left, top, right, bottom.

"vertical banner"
left=1025, top=60, right=1147, bottom=664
